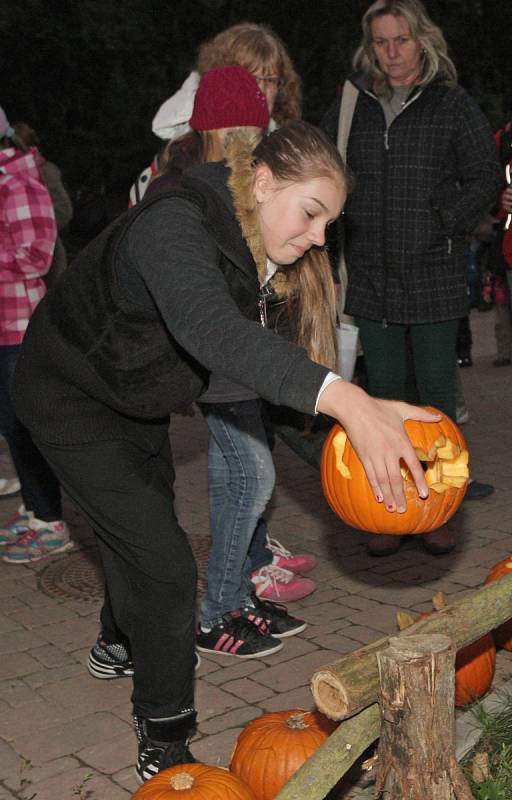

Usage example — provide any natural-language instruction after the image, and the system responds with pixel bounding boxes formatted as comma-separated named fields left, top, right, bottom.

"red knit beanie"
left=189, top=66, right=269, bottom=131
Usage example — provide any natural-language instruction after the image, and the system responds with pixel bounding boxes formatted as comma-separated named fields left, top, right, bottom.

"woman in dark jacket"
left=322, top=0, right=502, bottom=556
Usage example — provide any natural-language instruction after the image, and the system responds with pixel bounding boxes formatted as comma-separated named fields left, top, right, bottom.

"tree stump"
left=374, top=634, right=473, bottom=799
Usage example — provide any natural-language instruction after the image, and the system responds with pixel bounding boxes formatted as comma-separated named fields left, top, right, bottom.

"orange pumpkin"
left=484, top=556, right=512, bottom=650
left=131, top=763, right=256, bottom=799
left=230, top=710, right=337, bottom=800
left=321, top=408, right=469, bottom=534
left=397, top=593, right=496, bottom=707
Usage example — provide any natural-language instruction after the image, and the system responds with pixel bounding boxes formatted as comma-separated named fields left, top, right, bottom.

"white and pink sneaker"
left=267, top=537, right=317, bottom=574
left=251, top=564, right=316, bottom=602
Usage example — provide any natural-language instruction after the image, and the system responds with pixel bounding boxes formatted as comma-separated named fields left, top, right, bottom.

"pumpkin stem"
left=170, top=772, right=195, bottom=790
left=286, top=712, right=309, bottom=729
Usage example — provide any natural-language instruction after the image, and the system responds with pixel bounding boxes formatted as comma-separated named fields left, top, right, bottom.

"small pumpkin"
left=484, top=556, right=512, bottom=650
left=397, top=592, right=496, bottom=707
left=230, top=709, right=337, bottom=800
left=321, top=407, right=469, bottom=535
left=131, top=763, right=256, bottom=799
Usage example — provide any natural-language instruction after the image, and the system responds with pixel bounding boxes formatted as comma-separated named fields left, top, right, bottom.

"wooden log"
left=311, top=572, right=512, bottom=720
left=374, top=634, right=473, bottom=799
left=274, top=703, right=380, bottom=800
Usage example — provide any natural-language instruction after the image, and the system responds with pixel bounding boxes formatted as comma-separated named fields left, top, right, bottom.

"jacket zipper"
left=362, top=86, right=424, bottom=325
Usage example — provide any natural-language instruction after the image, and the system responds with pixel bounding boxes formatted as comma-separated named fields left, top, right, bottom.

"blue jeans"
left=199, top=400, right=275, bottom=628
left=0, top=345, right=61, bottom=520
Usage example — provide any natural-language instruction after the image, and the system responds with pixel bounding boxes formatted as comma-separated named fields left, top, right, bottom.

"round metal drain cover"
left=39, top=536, right=211, bottom=601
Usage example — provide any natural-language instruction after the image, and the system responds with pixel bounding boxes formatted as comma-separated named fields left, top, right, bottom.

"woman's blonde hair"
left=352, top=0, right=457, bottom=95
left=196, top=22, right=301, bottom=125
left=250, top=122, right=351, bottom=370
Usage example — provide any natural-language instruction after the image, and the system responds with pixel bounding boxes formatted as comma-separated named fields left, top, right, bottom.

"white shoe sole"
left=272, top=621, right=307, bottom=638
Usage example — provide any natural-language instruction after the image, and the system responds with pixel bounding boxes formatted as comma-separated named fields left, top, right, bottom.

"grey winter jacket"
left=322, top=74, right=502, bottom=324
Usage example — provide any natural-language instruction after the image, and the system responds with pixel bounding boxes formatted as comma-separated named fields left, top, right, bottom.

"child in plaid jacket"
left=0, top=107, right=71, bottom=565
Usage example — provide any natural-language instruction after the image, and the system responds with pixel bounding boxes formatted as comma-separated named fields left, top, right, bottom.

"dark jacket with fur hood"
left=322, top=73, right=502, bottom=324
left=13, top=145, right=329, bottom=446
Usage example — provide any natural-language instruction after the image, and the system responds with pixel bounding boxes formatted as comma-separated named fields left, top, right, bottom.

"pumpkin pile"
left=230, top=709, right=337, bottom=800
left=321, top=408, right=469, bottom=535
left=484, top=556, right=512, bottom=650
left=397, top=592, right=496, bottom=707
left=131, top=709, right=336, bottom=800
left=131, top=763, right=256, bottom=799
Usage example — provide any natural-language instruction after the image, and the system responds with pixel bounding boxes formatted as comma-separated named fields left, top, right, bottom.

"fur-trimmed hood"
left=182, top=133, right=289, bottom=295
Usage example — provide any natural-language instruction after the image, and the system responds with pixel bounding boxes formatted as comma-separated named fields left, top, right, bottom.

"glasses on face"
left=252, top=74, right=283, bottom=90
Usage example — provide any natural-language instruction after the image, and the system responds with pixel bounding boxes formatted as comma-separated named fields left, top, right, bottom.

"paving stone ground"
left=0, top=309, right=511, bottom=799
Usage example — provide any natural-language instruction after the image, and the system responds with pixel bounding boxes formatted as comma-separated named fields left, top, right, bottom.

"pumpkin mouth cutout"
left=333, top=431, right=469, bottom=495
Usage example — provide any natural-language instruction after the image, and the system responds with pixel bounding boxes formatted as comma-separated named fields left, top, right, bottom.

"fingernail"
left=397, top=505, right=406, bottom=513
left=386, top=504, right=395, bottom=512
left=420, top=489, right=428, bottom=499
left=375, top=493, right=383, bottom=503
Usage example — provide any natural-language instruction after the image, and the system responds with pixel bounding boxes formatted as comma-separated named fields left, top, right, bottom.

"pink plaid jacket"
left=0, top=146, right=56, bottom=345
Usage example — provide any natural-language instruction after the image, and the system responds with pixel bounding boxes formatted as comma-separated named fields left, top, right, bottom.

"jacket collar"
left=349, top=69, right=449, bottom=100
left=181, top=161, right=262, bottom=287
left=181, top=138, right=289, bottom=297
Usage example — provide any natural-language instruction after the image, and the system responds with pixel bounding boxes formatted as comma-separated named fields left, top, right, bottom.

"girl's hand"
left=317, top=381, right=441, bottom=512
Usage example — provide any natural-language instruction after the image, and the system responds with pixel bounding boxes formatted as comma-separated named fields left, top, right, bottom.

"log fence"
left=274, top=572, right=512, bottom=799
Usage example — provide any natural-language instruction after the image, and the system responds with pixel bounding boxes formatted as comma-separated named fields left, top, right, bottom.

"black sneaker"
left=134, top=710, right=197, bottom=783
left=88, top=635, right=201, bottom=679
left=243, top=595, right=307, bottom=638
left=196, top=612, right=283, bottom=658
left=87, top=636, right=134, bottom=679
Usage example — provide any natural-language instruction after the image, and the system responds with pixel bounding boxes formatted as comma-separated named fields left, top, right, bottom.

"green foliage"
left=464, top=692, right=512, bottom=799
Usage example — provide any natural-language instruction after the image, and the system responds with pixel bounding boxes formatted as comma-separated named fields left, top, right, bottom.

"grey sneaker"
left=87, top=636, right=134, bottom=679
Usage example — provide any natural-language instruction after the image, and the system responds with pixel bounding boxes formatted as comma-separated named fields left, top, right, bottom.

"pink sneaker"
left=251, top=564, right=316, bottom=602
left=267, top=537, right=317, bottom=574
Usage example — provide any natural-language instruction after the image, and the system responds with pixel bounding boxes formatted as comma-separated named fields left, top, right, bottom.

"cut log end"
left=310, top=670, right=349, bottom=720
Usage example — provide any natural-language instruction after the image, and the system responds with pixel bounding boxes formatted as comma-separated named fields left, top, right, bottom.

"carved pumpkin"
left=484, top=556, right=512, bottom=650
left=397, top=593, right=496, bottom=707
left=321, top=408, right=469, bottom=534
left=131, top=763, right=256, bottom=799
left=230, top=710, right=337, bottom=800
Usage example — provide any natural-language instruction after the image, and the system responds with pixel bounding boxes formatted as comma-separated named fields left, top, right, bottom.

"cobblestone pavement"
left=0, top=309, right=511, bottom=799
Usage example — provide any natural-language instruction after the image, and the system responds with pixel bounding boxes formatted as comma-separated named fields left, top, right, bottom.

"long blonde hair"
left=353, top=0, right=457, bottom=95
left=245, top=122, right=351, bottom=370
left=196, top=22, right=301, bottom=125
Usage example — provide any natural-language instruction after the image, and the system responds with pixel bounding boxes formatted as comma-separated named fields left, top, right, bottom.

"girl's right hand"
left=317, top=380, right=440, bottom=513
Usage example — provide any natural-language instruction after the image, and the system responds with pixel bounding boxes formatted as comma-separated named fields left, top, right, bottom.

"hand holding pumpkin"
left=317, top=380, right=440, bottom=512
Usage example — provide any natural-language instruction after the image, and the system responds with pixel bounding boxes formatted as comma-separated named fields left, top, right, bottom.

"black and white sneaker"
left=87, top=636, right=134, bottom=679
left=196, top=612, right=283, bottom=658
left=242, top=595, right=307, bottom=638
left=134, top=710, right=197, bottom=783
left=88, top=635, right=201, bottom=679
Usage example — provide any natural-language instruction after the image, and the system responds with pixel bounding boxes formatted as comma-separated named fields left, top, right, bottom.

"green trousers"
left=356, top=318, right=460, bottom=420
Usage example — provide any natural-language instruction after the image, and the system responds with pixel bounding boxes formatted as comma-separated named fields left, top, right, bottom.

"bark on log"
left=274, top=703, right=380, bottom=800
left=374, top=635, right=473, bottom=799
left=311, top=572, right=512, bottom=720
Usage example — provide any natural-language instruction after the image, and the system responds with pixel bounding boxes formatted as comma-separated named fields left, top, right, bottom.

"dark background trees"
left=3, top=0, right=511, bottom=204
